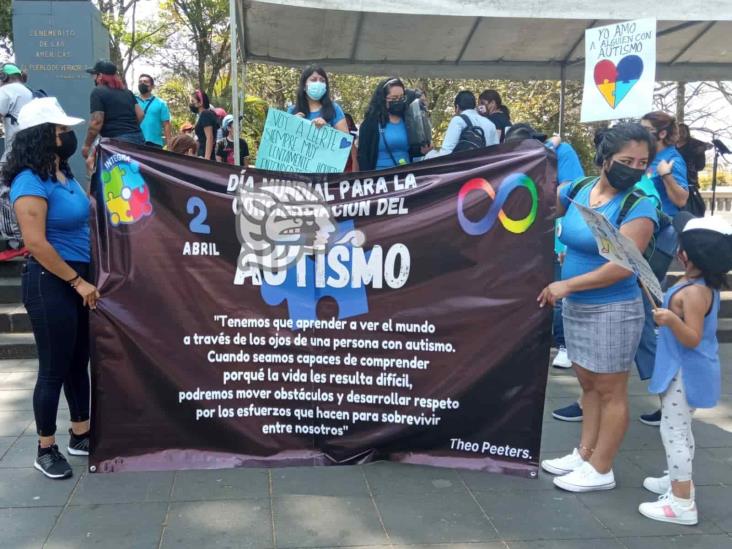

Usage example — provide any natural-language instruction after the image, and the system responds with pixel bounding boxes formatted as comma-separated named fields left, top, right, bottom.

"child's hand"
left=652, top=307, right=679, bottom=327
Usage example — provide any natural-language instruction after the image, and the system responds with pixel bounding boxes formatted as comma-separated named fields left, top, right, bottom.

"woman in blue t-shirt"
left=358, top=77, right=414, bottom=171
left=288, top=65, right=349, bottom=133
left=538, top=123, right=658, bottom=493
left=1, top=97, right=100, bottom=480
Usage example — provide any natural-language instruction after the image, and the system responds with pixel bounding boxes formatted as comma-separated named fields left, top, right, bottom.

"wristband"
left=67, top=274, right=80, bottom=286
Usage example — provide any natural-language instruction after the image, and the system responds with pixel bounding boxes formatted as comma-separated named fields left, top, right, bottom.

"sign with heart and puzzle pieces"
left=581, top=18, right=656, bottom=123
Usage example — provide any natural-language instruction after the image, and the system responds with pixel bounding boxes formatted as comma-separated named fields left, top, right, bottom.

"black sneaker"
left=34, top=445, right=73, bottom=479
left=640, top=409, right=662, bottom=427
left=67, top=429, right=90, bottom=456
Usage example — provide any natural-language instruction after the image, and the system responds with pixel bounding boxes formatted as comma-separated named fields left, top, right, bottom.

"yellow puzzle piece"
left=597, top=81, right=616, bottom=108
left=106, top=194, right=132, bottom=226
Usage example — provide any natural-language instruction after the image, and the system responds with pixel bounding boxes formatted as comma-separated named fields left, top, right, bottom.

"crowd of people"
left=0, top=59, right=729, bottom=530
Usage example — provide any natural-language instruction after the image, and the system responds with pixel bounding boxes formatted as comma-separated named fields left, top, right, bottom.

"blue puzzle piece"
left=118, top=161, right=146, bottom=192
left=261, top=220, right=369, bottom=324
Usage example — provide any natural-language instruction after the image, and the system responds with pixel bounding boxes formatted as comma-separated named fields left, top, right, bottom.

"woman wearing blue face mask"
left=288, top=66, right=349, bottom=133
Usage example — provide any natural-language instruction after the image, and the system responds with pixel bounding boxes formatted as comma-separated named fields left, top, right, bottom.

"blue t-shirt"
left=136, top=96, right=171, bottom=146
left=287, top=102, right=345, bottom=127
left=376, top=119, right=410, bottom=170
left=10, top=169, right=90, bottom=262
left=559, top=178, right=658, bottom=304
left=552, top=143, right=585, bottom=254
left=648, top=146, right=688, bottom=216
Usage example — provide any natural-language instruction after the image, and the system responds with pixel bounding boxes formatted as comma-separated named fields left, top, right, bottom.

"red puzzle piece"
left=128, top=185, right=153, bottom=220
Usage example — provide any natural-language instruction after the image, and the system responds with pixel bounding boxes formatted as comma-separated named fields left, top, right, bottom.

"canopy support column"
left=559, top=64, right=566, bottom=138
left=230, top=0, right=240, bottom=165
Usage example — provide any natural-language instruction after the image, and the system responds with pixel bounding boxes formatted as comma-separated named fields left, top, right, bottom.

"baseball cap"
left=1, top=63, right=22, bottom=76
left=673, top=212, right=732, bottom=274
left=214, top=107, right=228, bottom=118
left=85, top=60, right=117, bottom=75
left=504, top=123, right=547, bottom=144
left=180, top=122, right=194, bottom=133
left=17, top=97, right=84, bottom=131
left=222, top=114, right=234, bottom=129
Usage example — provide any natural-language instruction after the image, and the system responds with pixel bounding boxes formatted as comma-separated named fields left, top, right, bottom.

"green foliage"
left=0, top=0, right=12, bottom=55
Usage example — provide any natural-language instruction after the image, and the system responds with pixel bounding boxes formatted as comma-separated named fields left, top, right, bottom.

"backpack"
left=452, top=114, right=486, bottom=153
left=567, top=176, right=675, bottom=279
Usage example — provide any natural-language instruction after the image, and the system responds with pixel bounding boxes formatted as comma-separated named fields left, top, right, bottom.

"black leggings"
left=22, top=259, right=90, bottom=437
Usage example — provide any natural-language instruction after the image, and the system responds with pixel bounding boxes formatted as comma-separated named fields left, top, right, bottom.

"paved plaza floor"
left=1, top=348, right=731, bottom=549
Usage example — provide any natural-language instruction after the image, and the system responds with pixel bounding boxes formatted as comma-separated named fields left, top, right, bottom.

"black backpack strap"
left=378, top=124, right=399, bottom=166
left=141, top=96, right=156, bottom=117
left=566, top=176, right=597, bottom=201
left=459, top=114, right=474, bottom=130
left=459, top=114, right=486, bottom=145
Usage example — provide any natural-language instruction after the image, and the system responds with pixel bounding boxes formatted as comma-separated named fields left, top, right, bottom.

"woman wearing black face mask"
left=1, top=97, right=99, bottom=480
left=358, top=77, right=415, bottom=171
left=537, top=123, right=659, bottom=493
left=190, top=89, right=217, bottom=160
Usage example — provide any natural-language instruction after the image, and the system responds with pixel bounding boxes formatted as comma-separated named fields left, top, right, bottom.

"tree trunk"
left=676, top=81, right=686, bottom=122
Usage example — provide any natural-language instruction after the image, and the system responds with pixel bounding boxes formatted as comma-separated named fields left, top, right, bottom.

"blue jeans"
left=553, top=259, right=565, bottom=347
left=115, top=131, right=145, bottom=146
left=23, top=259, right=90, bottom=436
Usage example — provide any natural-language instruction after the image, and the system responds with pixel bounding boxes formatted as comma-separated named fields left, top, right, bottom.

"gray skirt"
left=562, top=297, right=644, bottom=374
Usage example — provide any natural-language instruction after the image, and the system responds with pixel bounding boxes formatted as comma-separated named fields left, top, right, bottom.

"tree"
left=0, top=0, right=12, bottom=56
left=157, top=0, right=231, bottom=96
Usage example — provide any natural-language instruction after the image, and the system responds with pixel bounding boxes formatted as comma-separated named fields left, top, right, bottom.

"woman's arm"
left=538, top=216, right=654, bottom=306
left=14, top=196, right=100, bottom=308
left=333, top=118, right=349, bottom=133
left=657, top=159, right=689, bottom=207
left=204, top=125, right=215, bottom=159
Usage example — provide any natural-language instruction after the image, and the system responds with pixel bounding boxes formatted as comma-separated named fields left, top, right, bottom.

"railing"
left=701, top=188, right=732, bottom=217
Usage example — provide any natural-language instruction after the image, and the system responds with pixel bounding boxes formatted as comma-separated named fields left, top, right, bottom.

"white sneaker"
left=639, top=492, right=698, bottom=525
left=643, top=473, right=670, bottom=495
left=553, top=461, right=616, bottom=492
left=552, top=347, right=572, bottom=368
left=541, top=448, right=585, bottom=475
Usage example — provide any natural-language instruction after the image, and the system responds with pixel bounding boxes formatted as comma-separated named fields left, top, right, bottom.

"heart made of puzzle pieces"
left=593, top=55, right=644, bottom=109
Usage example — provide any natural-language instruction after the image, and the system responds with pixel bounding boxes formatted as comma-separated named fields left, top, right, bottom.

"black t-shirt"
left=195, top=110, right=218, bottom=159
left=89, top=86, right=140, bottom=138
left=216, top=137, right=249, bottom=165
left=488, top=110, right=511, bottom=142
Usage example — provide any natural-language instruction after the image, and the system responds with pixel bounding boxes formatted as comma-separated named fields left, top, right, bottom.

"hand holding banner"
left=573, top=200, right=663, bottom=304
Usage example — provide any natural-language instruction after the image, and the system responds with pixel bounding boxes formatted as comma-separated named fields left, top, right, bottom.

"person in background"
left=359, top=77, right=430, bottom=171
left=0, top=63, right=34, bottom=259
left=82, top=60, right=144, bottom=162
left=504, top=124, right=585, bottom=375
left=634, top=111, right=689, bottom=427
left=135, top=73, right=171, bottom=149
left=168, top=134, right=197, bottom=156
left=638, top=213, right=732, bottom=526
left=180, top=122, right=194, bottom=136
left=288, top=65, right=349, bottom=134
left=215, top=114, right=249, bottom=166
left=478, top=89, right=512, bottom=142
left=539, top=123, right=658, bottom=493
left=190, top=90, right=217, bottom=160
left=676, top=123, right=707, bottom=191
left=213, top=107, right=227, bottom=141
left=437, top=90, right=498, bottom=155
left=2, top=97, right=100, bottom=479
left=344, top=113, right=359, bottom=172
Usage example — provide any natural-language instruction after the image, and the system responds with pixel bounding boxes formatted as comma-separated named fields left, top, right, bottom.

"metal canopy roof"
left=235, top=0, right=732, bottom=81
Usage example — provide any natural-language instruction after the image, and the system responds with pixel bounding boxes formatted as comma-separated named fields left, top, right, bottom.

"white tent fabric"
left=235, top=0, right=732, bottom=81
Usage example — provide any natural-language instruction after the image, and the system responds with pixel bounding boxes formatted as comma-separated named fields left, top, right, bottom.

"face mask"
left=387, top=98, right=406, bottom=116
left=56, top=130, right=78, bottom=160
left=138, top=83, right=150, bottom=95
left=189, top=103, right=199, bottom=114
left=605, top=161, right=645, bottom=191
left=306, top=81, right=327, bottom=101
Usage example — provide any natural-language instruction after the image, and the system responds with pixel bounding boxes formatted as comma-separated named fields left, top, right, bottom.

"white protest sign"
left=581, top=18, right=656, bottom=123
left=573, top=201, right=663, bottom=303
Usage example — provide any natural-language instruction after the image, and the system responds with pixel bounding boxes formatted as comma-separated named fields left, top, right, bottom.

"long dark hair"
left=365, top=77, right=404, bottom=126
left=479, top=89, right=510, bottom=118
left=1, top=123, right=73, bottom=184
left=642, top=111, right=678, bottom=147
left=293, top=65, right=335, bottom=123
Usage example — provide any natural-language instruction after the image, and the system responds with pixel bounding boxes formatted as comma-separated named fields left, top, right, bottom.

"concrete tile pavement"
left=0, top=351, right=730, bottom=549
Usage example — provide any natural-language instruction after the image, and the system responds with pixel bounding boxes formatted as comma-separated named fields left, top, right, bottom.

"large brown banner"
left=89, top=139, right=556, bottom=478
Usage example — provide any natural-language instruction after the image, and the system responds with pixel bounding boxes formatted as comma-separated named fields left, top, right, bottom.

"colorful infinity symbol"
left=457, top=174, right=538, bottom=235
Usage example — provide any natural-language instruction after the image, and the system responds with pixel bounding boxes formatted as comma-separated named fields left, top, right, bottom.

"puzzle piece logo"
left=593, top=55, right=644, bottom=109
left=260, top=220, right=369, bottom=324
left=101, top=160, right=153, bottom=226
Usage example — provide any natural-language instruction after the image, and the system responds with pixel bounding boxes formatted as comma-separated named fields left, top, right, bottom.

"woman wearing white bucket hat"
left=0, top=97, right=100, bottom=479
